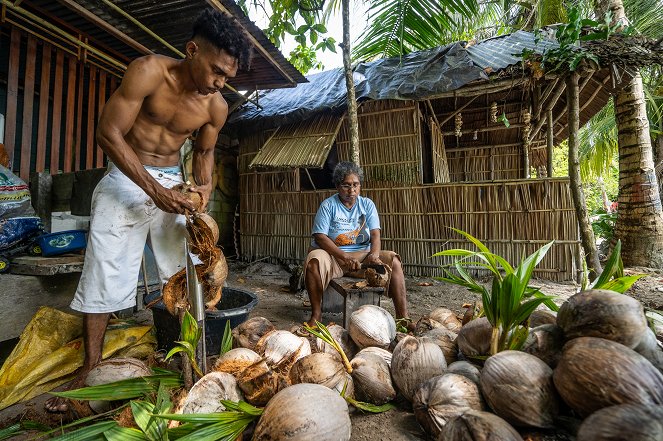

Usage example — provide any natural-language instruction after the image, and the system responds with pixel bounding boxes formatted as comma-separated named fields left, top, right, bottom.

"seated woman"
left=303, top=161, right=410, bottom=328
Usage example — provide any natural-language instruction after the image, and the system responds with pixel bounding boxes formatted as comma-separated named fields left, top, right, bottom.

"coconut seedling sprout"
left=165, top=310, right=204, bottom=378
left=305, top=321, right=353, bottom=373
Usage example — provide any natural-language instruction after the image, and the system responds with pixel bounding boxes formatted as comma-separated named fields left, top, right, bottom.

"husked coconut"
left=180, top=372, right=242, bottom=414
left=252, top=383, right=351, bottom=441
left=255, top=330, right=311, bottom=370
left=391, top=336, right=447, bottom=402
left=553, top=337, right=663, bottom=417
left=85, top=357, right=152, bottom=413
left=232, top=317, right=275, bottom=351
left=237, top=359, right=289, bottom=406
left=557, top=289, right=648, bottom=348
left=289, top=352, right=354, bottom=397
left=529, top=309, right=557, bottom=328
left=413, top=373, right=484, bottom=438
left=213, top=348, right=261, bottom=377
left=480, top=350, right=559, bottom=428
left=355, top=347, right=393, bottom=368
left=350, top=352, right=396, bottom=405
left=365, top=267, right=389, bottom=287
left=348, top=305, right=396, bottom=349
left=422, top=327, right=458, bottom=365
left=521, top=324, right=564, bottom=368
left=316, top=323, right=358, bottom=361
left=429, top=308, right=463, bottom=333
left=446, top=361, right=481, bottom=385
left=437, top=410, right=523, bottom=441
left=576, top=404, right=663, bottom=441
left=172, top=182, right=203, bottom=211
left=457, top=317, right=492, bottom=358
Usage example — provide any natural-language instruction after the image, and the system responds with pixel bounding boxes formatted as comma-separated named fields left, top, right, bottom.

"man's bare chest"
left=141, top=94, right=210, bottom=135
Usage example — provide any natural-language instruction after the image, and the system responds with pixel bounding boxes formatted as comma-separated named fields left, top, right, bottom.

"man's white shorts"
left=70, top=164, right=186, bottom=313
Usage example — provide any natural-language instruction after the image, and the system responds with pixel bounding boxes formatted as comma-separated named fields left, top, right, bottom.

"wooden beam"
left=443, top=123, right=526, bottom=136
left=20, top=35, right=37, bottom=181
left=50, top=49, right=64, bottom=174
left=528, top=80, right=566, bottom=143
left=86, top=65, right=97, bottom=169
left=63, top=55, right=76, bottom=173
left=55, top=0, right=152, bottom=56
left=29, top=171, right=52, bottom=231
left=36, top=42, right=52, bottom=172
left=74, top=62, right=84, bottom=171
left=96, top=70, right=106, bottom=168
left=5, top=26, right=21, bottom=168
left=438, top=95, right=480, bottom=126
left=547, top=109, right=554, bottom=176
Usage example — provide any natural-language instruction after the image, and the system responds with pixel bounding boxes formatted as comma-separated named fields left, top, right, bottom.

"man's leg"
left=304, top=259, right=323, bottom=327
left=45, top=313, right=110, bottom=412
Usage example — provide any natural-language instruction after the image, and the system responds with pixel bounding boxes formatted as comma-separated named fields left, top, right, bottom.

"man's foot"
left=44, top=369, right=90, bottom=413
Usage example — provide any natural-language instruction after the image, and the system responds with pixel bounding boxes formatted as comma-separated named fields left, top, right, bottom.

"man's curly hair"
left=191, top=9, right=253, bottom=71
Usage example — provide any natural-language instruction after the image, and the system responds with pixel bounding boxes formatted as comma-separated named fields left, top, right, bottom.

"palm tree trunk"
left=567, top=72, right=602, bottom=278
left=595, top=0, right=663, bottom=268
left=342, top=0, right=360, bottom=165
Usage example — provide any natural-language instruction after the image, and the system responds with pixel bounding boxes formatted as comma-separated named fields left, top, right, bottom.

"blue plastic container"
left=37, top=229, right=87, bottom=256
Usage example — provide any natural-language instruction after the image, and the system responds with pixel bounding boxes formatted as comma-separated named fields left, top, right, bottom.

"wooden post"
left=342, top=0, right=360, bottom=165
left=30, top=171, right=52, bottom=232
left=546, top=110, right=554, bottom=177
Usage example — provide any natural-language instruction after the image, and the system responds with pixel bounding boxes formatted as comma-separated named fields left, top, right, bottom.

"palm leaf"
left=220, top=320, right=233, bottom=355
left=104, top=426, right=149, bottom=441
left=45, top=421, right=117, bottom=441
left=52, top=372, right=182, bottom=401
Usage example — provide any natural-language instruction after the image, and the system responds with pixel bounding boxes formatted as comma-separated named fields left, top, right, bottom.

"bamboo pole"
left=342, top=0, right=360, bottom=165
left=546, top=110, right=554, bottom=176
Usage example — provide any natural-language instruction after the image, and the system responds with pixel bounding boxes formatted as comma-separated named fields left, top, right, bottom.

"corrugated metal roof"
left=23, top=0, right=306, bottom=90
left=249, top=114, right=343, bottom=169
left=465, top=30, right=558, bottom=70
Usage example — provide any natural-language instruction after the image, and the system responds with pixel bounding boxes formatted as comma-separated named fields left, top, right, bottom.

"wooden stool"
left=321, top=276, right=385, bottom=328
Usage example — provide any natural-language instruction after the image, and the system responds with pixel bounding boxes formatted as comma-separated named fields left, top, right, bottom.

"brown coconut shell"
left=429, top=308, right=463, bottom=333
left=415, top=317, right=445, bottom=336
left=556, top=289, right=648, bottom=348
left=232, top=317, right=275, bottom=351
left=172, top=183, right=203, bottom=211
left=553, top=337, right=663, bottom=417
left=437, top=410, right=523, bottom=441
left=634, top=328, right=663, bottom=373
left=457, top=317, right=493, bottom=358
left=204, top=254, right=228, bottom=288
left=213, top=348, right=262, bottom=377
left=365, top=267, right=389, bottom=287
left=413, top=373, right=484, bottom=438
left=350, top=352, right=396, bottom=405
left=446, top=361, right=481, bottom=385
left=236, top=359, right=290, bottom=406
left=391, top=336, right=447, bottom=402
left=289, top=352, right=354, bottom=397
left=422, top=327, right=458, bottom=365
left=529, top=309, right=557, bottom=328
left=576, top=404, right=663, bottom=441
left=521, top=324, right=564, bottom=368
left=480, top=350, right=559, bottom=428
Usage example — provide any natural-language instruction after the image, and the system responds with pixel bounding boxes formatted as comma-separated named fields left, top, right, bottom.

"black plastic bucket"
left=145, top=287, right=259, bottom=356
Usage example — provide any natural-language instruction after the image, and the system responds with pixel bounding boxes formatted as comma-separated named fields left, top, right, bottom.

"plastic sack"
left=0, top=165, right=36, bottom=220
left=0, top=216, right=44, bottom=252
left=0, top=307, right=156, bottom=411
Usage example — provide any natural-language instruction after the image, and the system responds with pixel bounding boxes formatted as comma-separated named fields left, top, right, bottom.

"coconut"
left=348, top=305, right=396, bottom=349
left=232, top=317, right=275, bottom=351
left=422, top=327, right=458, bottom=365
left=415, top=317, right=444, bottom=336
left=180, top=372, right=243, bottom=414
left=529, top=309, right=557, bottom=328
left=213, top=348, right=262, bottom=377
left=236, top=359, right=290, bottom=406
left=354, top=347, right=393, bottom=368
left=85, top=357, right=152, bottom=413
left=634, top=328, right=663, bottom=373
left=480, top=350, right=559, bottom=428
left=446, top=361, right=481, bottom=385
left=289, top=352, right=354, bottom=397
left=413, top=373, right=484, bottom=438
left=350, top=352, right=396, bottom=405
left=429, top=308, right=463, bottom=333
left=576, top=404, right=663, bottom=441
left=254, top=330, right=311, bottom=370
left=456, top=317, right=492, bottom=358
left=437, top=410, right=523, bottom=441
left=365, top=267, right=389, bottom=287
left=316, top=323, right=358, bottom=360
left=203, top=254, right=228, bottom=289
left=252, top=383, right=351, bottom=441
left=557, top=289, right=648, bottom=348
left=391, top=336, right=447, bottom=402
left=191, top=212, right=219, bottom=244
left=172, top=182, right=203, bottom=211
left=553, top=337, right=663, bottom=417
left=521, top=324, right=564, bottom=368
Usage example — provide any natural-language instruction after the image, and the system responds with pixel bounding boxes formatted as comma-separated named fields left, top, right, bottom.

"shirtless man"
left=45, top=9, right=252, bottom=412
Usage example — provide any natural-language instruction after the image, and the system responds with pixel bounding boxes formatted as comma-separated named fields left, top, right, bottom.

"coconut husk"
left=428, top=308, right=463, bottom=333
left=553, top=337, right=663, bottom=417
left=350, top=352, right=396, bottom=405
left=365, top=266, right=390, bottom=288
left=437, top=410, right=523, bottom=441
left=172, top=183, right=203, bottom=211
left=480, top=350, right=559, bottom=428
left=289, top=352, right=354, bottom=397
left=415, top=317, right=444, bottom=336
left=457, top=317, right=492, bottom=358
left=213, top=348, right=262, bottom=377
left=446, top=361, right=481, bottom=385
left=576, top=404, right=663, bottom=441
left=232, top=317, right=276, bottom=351
left=634, top=328, right=663, bottom=373
left=557, top=289, right=648, bottom=349
left=422, top=327, right=458, bottom=365
left=522, top=324, right=564, bottom=368
left=180, top=372, right=243, bottom=414
left=236, top=359, right=290, bottom=407
left=391, top=336, right=447, bottom=402
left=529, top=310, right=557, bottom=328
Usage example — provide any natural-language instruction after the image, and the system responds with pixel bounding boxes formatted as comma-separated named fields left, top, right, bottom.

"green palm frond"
left=623, top=0, right=663, bottom=38
left=578, top=100, right=618, bottom=180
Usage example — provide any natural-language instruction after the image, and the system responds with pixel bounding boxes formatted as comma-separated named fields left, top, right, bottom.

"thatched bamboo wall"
left=430, top=116, right=450, bottom=183
left=239, top=178, right=580, bottom=281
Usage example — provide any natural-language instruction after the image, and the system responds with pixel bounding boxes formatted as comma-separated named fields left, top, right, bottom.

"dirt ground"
left=1, top=260, right=661, bottom=440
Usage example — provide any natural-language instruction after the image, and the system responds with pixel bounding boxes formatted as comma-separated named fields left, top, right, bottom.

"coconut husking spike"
left=185, top=240, right=207, bottom=375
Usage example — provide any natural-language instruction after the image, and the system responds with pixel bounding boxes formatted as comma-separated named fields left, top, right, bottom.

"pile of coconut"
left=93, top=289, right=663, bottom=440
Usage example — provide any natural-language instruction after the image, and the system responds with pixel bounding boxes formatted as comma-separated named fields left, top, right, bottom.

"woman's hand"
left=339, top=254, right=362, bottom=272
left=364, top=252, right=383, bottom=266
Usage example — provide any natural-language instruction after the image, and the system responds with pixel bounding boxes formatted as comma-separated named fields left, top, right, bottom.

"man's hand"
left=189, top=182, right=214, bottom=211
left=150, top=186, right=196, bottom=214
left=365, top=252, right=383, bottom=266
left=339, top=255, right=361, bottom=272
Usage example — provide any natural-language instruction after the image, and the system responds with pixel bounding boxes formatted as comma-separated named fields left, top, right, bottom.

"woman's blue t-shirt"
left=311, top=194, right=380, bottom=252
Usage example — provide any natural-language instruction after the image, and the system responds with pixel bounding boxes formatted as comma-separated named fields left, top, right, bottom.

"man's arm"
left=95, top=57, right=194, bottom=214
left=190, top=96, right=228, bottom=210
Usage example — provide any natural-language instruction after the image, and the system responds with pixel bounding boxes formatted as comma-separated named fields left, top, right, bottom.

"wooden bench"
left=321, top=276, right=385, bottom=328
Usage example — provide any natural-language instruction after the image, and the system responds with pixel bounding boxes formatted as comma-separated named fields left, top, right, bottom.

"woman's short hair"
left=332, top=162, right=364, bottom=186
